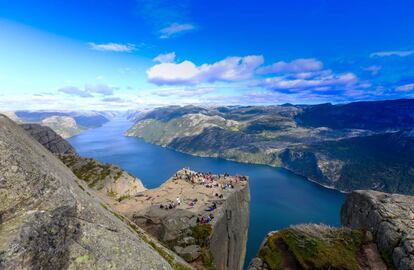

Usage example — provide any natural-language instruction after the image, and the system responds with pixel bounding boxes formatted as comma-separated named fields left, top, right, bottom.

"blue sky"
left=1, top=0, right=414, bottom=110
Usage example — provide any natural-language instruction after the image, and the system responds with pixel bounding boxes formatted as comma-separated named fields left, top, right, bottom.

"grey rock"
left=20, top=123, right=78, bottom=155
left=247, top=257, right=269, bottom=270
left=0, top=115, right=174, bottom=269
left=341, top=190, right=414, bottom=270
left=209, top=180, right=250, bottom=270
left=174, top=245, right=201, bottom=262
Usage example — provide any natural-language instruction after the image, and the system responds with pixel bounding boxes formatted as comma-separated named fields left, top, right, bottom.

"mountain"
left=126, top=99, right=414, bottom=194
left=8, top=110, right=114, bottom=138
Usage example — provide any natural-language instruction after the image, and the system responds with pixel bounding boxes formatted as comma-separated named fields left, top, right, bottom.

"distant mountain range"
left=2, top=110, right=115, bottom=138
left=126, top=99, right=414, bottom=195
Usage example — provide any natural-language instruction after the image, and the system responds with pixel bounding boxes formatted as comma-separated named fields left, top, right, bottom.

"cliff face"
left=209, top=180, right=250, bottom=270
left=341, top=190, right=414, bottom=270
left=0, top=115, right=177, bottom=269
left=280, top=130, right=414, bottom=194
left=20, top=123, right=78, bottom=155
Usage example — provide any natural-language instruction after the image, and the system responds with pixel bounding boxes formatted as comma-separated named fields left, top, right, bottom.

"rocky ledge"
left=342, top=190, right=414, bottom=270
left=106, top=169, right=250, bottom=270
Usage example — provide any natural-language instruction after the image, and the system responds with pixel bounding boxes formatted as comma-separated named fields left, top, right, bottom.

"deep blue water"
left=69, top=118, right=345, bottom=268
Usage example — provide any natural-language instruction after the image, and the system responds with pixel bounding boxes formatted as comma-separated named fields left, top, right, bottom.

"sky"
left=0, top=0, right=414, bottom=110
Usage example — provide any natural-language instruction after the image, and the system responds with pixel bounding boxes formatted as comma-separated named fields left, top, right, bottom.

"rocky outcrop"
left=59, top=154, right=146, bottom=200
left=111, top=169, right=250, bottom=270
left=20, top=123, right=77, bottom=155
left=341, top=190, right=414, bottom=270
left=0, top=114, right=191, bottom=269
left=248, top=224, right=387, bottom=270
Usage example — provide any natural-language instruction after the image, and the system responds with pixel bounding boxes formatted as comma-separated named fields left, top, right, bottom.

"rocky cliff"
left=20, top=123, right=78, bottom=155
left=21, top=123, right=146, bottom=202
left=209, top=178, right=250, bottom=270
left=108, top=169, right=250, bottom=270
left=59, top=154, right=146, bottom=201
left=0, top=114, right=193, bottom=269
left=342, top=190, right=414, bottom=270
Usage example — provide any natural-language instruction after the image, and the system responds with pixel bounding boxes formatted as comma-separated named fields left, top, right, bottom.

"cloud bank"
left=147, top=55, right=264, bottom=85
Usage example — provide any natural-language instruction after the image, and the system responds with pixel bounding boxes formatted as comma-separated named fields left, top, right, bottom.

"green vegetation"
left=191, top=224, right=212, bottom=246
left=259, top=225, right=364, bottom=270
left=380, top=250, right=397, bottom=270
left=117, top=194, right=130, bottom=202
left=200, top=247, right=215, bottom=270
left=107, top=190, right=117, bottom=198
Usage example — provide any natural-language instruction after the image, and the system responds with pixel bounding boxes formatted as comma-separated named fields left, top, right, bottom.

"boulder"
left=341, top=190, right=414, bottom=270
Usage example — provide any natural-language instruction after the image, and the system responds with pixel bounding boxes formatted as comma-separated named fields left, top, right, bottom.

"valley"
left=126, top=99, right=414, bottom=195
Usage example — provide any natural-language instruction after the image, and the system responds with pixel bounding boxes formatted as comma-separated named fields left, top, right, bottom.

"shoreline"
left=124, top=133, right=349, bottom=194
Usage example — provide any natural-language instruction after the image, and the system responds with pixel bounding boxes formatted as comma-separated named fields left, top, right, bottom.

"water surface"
left=69, top=118, right=345, bottom=268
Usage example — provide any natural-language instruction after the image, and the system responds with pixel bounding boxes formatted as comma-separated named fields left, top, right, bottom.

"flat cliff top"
left=112, top=168, right=248, bottom=226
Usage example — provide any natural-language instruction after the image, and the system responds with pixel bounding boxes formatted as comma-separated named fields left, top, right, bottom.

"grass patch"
left=259, top=225, right=364, bottom=270
left=200, top=247, right=215, bottom=270
left=107, top=190, right=117, bottom=198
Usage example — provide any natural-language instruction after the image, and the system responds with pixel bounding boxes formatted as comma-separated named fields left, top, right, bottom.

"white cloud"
left=153, top=52, right=176, bottom=63
left=147, top=55, right=264, bottom=85
left=153, top=87, right=215, bottom=97
left=85, top=84, right=114, bottom=96
left=364, top=65, right=382, bottom=75
left=395, top=83, right=414, bottom=92
left=370, top=50, right=413, bottom=57
left=88, top=42, right=136, bottom=52
left=58, top=84, right=115, bottom=97
left=101, top=97, right=125, bottom=102
left=159, top=23, right=195, bottom=39
left=58, top=86, right=93, bottom=97
left=258, top=58, right=323, bottom=74
left=259, top=71, right=357, bottom=91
